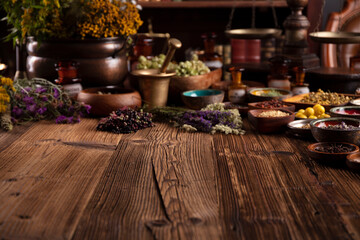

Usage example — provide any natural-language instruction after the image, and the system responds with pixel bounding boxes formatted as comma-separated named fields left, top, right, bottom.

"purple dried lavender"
left=176, top=110, right=236, bottom=133
left=96, top=107, right=154, bottom=134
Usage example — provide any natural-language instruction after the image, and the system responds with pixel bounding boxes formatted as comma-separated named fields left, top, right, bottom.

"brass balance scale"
left=224, top=0, right=321, bottom=92
left=307, top=0, right=360, bottom=93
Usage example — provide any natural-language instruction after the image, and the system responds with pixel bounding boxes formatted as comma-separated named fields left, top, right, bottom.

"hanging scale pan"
left=309, top=31, right=360, bottom=44
left=225, top=28, right=282, bottom=39
left=225, top=0, right=281, bottom=39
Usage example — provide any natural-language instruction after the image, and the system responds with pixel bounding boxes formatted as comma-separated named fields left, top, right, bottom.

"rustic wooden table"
left=0, top=118, right=359, bottom=239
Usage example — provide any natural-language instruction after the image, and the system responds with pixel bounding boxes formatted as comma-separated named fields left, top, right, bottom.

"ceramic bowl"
left=248, top=100, right=295, bottom=112
left=346, top=152, right=360, bottom=171
left=287, top=119, right=313, bottom=138
left=77, top=86, right=142, bottom=116
left=247, top=109, right=295, bottom=133
left=330, top=106, right=360, bottom=119
left=310, top=117, right=360, bottom=145
left=181, top=89, right=225, bottom=110
left=248, top=88, right=292, bottom=102
left=349, top=98, right=360, bottom=106
left=168, top=68, right=222, bottom=104
left=307, top=142, right=359, bottom=166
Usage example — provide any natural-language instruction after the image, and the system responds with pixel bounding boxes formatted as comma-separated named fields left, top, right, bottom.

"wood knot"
left=18, top=215, right=31, bottom=220
left=188, top=217, right=202, bottom=225
left=5, top=178, right=17, bottom=182
left=10, top=192, right=20, bottom=197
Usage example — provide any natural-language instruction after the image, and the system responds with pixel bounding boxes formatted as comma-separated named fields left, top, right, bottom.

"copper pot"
left=26, top=37, right=129, bottom=88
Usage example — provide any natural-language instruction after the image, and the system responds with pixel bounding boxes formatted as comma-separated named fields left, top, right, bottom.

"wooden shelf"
left=139, top=1, right=288, bottom=8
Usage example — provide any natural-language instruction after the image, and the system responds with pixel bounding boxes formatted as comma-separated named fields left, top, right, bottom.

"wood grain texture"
left=0, top=122, right=33, bottom=153
left=73, top=123, right=221, bottom=240
left=0, top=118, right=360, bottom=239
left=0, top=119, right=120, bottom=239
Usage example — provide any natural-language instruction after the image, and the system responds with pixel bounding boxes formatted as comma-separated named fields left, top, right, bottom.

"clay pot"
left=26, top=37, right=129, bottom=88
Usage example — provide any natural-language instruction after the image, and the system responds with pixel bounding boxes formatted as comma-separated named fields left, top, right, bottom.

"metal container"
left=310, top=117, right=360, bottom=146
left=26, top=37, right=128, bottom=88
left=131, top=69, right=176, bottom=109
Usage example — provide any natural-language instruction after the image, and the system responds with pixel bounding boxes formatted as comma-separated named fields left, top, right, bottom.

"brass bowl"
left=77, top=86, right=142, bottom=116
left=168, top=68, right=222, bottom=104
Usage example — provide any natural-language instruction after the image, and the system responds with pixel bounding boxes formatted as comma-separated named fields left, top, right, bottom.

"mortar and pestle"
left=131, top=38, right=182, bottom=109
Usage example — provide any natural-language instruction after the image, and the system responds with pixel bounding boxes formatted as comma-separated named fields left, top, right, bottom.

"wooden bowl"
left=247, top=109, right=295, bottom=133
left=77, top=86, right=142, bottom=116
left=307, top=142, right=359, bottom=167
left=248, top=88, right=292, bottom=103
left=248, top=100, right=295, bottom=112
left=346, top=152, right=360, bottom=171
left=181, top=89, right=224, bottom=110
left=168, top=68, right=222, bottom=104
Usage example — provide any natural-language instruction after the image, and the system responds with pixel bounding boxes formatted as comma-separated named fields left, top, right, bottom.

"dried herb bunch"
left=10, top=78, right=90, bottom=127
left=176, top=103, right=245, bottom=135
left=0, top=76, right=15, bottom=130
left=151, top=103, right=245, bottom=135
left=0, top=0, right=142, bottom=44
left=97, top=107, right=154, bottom=134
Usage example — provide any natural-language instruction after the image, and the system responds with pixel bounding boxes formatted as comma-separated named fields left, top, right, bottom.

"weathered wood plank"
left=73, top=123, right=222, bottom=240
left=0, top=122, right=33, bottom=153
left=287, top=137, right=360, bottom=239
left=213, top=120, right=357, bottom=240
left=5, top=119, right=123, bottom=148
left=0, top=119, right=118, bottom=239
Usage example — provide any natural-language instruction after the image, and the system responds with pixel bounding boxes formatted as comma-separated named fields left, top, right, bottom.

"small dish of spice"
left=307, top=142, right=359, bottom=166
left=310, top=118, right=360, bottom=146
left=248, top=99, right=295, bottom=112
left=287, top=119, right=313, bottom=138
left=248, top=88, right=292, bottom=102
left=248, top=109, right=295, bottom=133
left=346, top=152, right=360, bottom=171
left=330, top=106, right=360, bottom=119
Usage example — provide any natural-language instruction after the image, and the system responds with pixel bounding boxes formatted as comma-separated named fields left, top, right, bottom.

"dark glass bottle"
left=129, top=35, right=154, bottom=70
left=55, top=61, right=82, bottom=98
left=228, top=67, right=247, bottom=104
left=199, top=32, right=223, bottom=70
left=267, top=56, right=291, bottom=90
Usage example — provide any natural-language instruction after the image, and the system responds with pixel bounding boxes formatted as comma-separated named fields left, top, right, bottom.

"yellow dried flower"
left=79, top=0, right=142, bottom=39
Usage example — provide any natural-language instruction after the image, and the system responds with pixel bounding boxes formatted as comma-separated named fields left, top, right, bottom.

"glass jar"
left=199, top=32, right=223, bottom=70
left=55, top=61, right=82, bottom=98
left=129, top=35, right=154, bottom=70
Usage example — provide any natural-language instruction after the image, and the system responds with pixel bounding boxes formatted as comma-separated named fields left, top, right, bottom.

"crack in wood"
left=150, top=159, right=171, bottom=224
left=271, top=151, right=294, bottom=155
left=34, top=139, right=116, bottom=150
left=62, top=141, right=116, bottom=151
